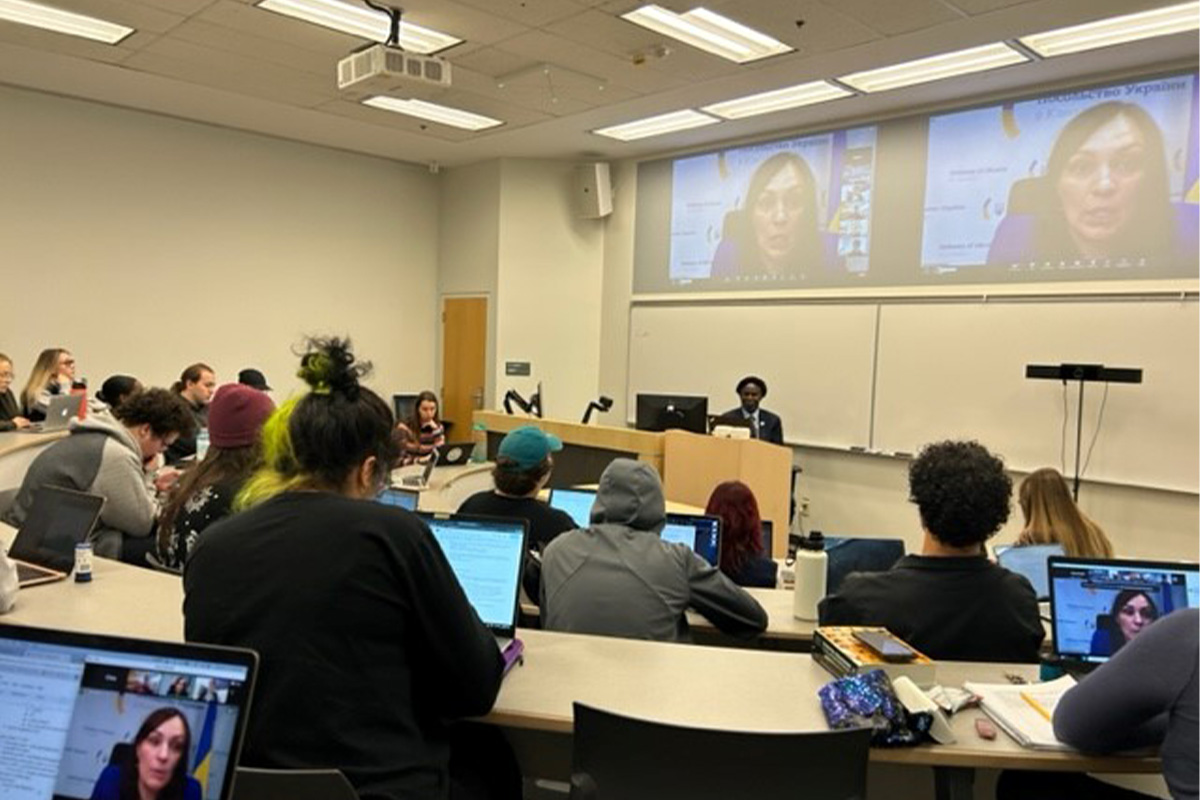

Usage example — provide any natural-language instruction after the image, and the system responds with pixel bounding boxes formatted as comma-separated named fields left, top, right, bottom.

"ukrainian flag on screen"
left=193, top=702, right=217, bottom=795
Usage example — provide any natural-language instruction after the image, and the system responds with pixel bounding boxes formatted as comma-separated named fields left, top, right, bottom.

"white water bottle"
left=792, top=530, right=828, bottom=621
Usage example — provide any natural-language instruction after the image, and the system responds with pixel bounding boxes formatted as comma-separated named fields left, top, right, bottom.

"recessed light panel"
left=1019, top=1, right=1200, bottom=58
left=593, top=109, right=720, bottom=142
left=257, top=0, right=461, bottom=54
left=840, top=43, right=1027, bottom=94
left=621, top=5, right=792, bottom=64
left=0, top=0, right=133, bottom=44
left=363, top=96, right=503, bottom=131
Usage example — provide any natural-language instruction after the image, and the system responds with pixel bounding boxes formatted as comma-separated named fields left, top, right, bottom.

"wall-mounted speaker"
left=574, top=162, right=613, bottom=219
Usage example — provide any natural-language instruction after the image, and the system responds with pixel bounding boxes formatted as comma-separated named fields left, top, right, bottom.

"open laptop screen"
left=548, top=488, right=595, bottom=528
left=377, top=487, right=419, bottom=511
left=0, top=623, right=256, bottom=800
left=10, top=486, right=105, bottom=574
left=420, top=514, right=527, bottom=636
left=1048, top=557, right=1200, bottom=664
left=662, top=513, right=721, bottom=567
left=995, top=543, right=1063, bottom=600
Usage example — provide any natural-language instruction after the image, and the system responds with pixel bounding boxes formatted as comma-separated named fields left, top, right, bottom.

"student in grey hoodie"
left=4, top=388, right=194, bottom=561
left=540, top=458, right=768, bottom=642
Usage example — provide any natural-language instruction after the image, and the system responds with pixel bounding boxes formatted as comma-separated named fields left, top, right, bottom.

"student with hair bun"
left=184, top=337, right=513, bottom=800
left=95, top=375, right=143, bottom=412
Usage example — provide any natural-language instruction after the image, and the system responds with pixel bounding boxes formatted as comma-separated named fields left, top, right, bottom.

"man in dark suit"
left=724, top=376, right=784, bottom=445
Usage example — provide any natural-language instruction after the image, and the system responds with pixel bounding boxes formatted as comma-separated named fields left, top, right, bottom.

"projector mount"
left=363, top=1, right=404, bottom=48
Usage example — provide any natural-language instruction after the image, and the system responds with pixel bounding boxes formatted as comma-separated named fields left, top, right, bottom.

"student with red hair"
left=705, top=481, right=778, bottom=588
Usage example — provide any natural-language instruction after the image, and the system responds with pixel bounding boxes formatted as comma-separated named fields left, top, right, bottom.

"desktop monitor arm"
left=581, top=396, right=613, bottom=425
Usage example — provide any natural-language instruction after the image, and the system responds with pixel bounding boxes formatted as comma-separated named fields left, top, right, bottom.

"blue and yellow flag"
left=192, top=701, right=217, bottom=796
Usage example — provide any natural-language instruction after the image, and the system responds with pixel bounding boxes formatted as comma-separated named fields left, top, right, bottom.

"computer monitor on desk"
left=635, top=394, right=708, bottom=434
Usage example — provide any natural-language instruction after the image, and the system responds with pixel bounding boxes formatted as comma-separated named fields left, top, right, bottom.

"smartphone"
left=853, top=630, right=917, bottom=662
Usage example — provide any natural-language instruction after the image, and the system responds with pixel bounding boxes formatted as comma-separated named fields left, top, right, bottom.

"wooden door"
left=441, top=296, right=487, bottom=441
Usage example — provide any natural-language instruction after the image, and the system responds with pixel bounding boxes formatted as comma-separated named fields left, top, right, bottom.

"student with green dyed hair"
left=183, top=336, right=514, bottom=800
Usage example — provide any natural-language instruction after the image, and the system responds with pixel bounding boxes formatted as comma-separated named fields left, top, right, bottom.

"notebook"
left=1048, top=556, right=1200, bottom=667
left=963, top=674, right=1078, bottom=751
left=994, top=543, right=1064, bottom=600
left=19, top=393, right=83, bottom=433
left=9, top=486, right=104, bottom=587
left=661, top=512, right=722, bottom=567
left=0, top=622, right=257, bottom=800
left=418, top=513, right=528, bottom=671
left=548, top=487, right=596, bottom=527
left=377, top=486, right=419, bottom=511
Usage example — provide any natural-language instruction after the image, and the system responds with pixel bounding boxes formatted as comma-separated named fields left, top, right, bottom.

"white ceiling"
left=0, top=0, right=1195, bottom=166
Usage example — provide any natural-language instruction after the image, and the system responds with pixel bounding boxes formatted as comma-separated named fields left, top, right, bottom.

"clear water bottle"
left=792, top=530, right=828, bottom=621
left=470, top=422, right=487, bottom=463
left=196, top=428, right=210, bottom=460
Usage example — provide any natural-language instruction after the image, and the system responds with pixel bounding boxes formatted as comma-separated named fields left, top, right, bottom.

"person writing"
left=1016, top=467, right=1114, bottom=557
left=89, top=707, right=202, bottom=800
left=721, top=376, right=784, bottom=444
left=395, top=390, right=446, bottom=465
left=0, top=353, right=32, bottom=431
left=184, top=337, right=508, bottom=799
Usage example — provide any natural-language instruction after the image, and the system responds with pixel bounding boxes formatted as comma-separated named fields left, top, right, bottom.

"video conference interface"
left=0, top=637, right=250, bottom=800
left=633, top=72, right=1199, bottom=293
left=1049, top=559, right=1200, bottom=664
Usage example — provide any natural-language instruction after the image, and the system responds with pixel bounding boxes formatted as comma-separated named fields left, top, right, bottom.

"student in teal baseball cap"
left=458, top=425, right=575, bottom=600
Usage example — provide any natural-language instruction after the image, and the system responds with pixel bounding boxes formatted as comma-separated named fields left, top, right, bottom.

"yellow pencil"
left=1020, top=691, right=1052, bottom=722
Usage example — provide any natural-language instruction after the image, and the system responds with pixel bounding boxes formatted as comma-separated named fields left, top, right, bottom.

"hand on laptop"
left=11, top=416, right=30, bottom=429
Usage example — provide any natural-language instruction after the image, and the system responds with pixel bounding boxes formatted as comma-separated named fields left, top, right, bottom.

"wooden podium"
left=661, top=430, right=792, bottom=558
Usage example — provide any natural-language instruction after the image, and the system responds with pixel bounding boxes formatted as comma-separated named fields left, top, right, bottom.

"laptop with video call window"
left=9, top=486, right=104, bottom=587
left=548, top=487, right=596, bottom=528
left=417, top=513, right=528, bottom=670
left=662, top=512, right=722, bottom=567
left=0, top=622, right=257, bottom=800
left=1047, top=556, right=1200, bottom=668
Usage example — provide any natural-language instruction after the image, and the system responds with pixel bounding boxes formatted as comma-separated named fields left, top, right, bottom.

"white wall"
left=1, top=86, right=439, bottom=401
left=494, top=159, right=606, bottom=422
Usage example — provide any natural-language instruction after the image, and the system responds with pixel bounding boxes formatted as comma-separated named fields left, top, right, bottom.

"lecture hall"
left=1, top=1, right=1197, bottom=799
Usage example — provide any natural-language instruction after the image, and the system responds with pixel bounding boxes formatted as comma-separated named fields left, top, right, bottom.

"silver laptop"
left=20, top=393, right=82, bottom=433
left=400, top=450, right=439, bottom=489
left=10, top=486, right=104, bottom=587
left=0, top=622, right=257, bottom=800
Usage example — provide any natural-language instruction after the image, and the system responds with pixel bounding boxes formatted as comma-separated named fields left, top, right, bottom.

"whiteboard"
left=873, top=299, right=1199, bottom=493
left=628, top=304, right=877, bottom=449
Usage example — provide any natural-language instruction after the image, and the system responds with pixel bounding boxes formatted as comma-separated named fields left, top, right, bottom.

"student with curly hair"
left=184, top=337, right=512, bottom=800
left=819, top=440, right=1044, bottom=663
left=3, top=388, right=195, bottom=561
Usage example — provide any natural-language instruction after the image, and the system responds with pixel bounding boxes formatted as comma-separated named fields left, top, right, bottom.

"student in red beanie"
left=156, top=384, right=274, bottom=569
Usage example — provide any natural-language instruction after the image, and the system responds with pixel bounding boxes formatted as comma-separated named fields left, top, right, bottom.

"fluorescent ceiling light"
left=363, top=96, right=503, bottom=131
left=257, top=0, right=461, bottom=54
left=0, top=0, right=133, bottom=44
left=1019, top=1, right=1200, bottom=58
left=593, top=109, right=719, bottom=142
left=839, top=43, right=1027, bottom=94
left=621, top=5, right=792, bottom=64
left=702, top=80, right=852, bottom=120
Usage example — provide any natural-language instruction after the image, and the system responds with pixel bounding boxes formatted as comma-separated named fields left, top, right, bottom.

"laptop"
left=548, top=487, right=596, bottom=527
left=661, top=512, right=722, bottom=567
left=19, top=393, right=83, bottom=433
left=438, top=442, right=476, bottom=467
left=418, top=512, right=527, bottom=671
left=9, top=486, right=104, bottom=587
left=377, top=486, right=420, bottom=511
left=399, top=450, right=439, bottom=489
left=1047, top=556, right=1200, bottom=670
left=995, top=543, right=1064, bottom=600
left=0, top=622, right=257, bottom=800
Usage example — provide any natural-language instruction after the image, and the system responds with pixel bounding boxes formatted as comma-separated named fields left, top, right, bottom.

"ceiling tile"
left=708, top=0, right=881, bottom=58
left=812, top=0, right=964, bottom=35
left=439, top=0, right=588, bottom=29
left=166, top=19, right=333, bottom=76
left=197, top=0, right=368, bottom=56
left=494, top=29, right=686, bottom=94
left=944, top=0, right=1037, bottom=13
left=453, top=46, right=537, bottom=78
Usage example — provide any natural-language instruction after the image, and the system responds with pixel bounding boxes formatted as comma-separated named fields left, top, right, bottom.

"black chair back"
left=569, top=702, right=871, bottom=800
left=826, top=537, right=906, bottom=594
left=230, top=767, right=357, bottom=800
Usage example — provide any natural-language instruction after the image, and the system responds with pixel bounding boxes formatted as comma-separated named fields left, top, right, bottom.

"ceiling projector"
left=337, top=44, right=452, bottom=94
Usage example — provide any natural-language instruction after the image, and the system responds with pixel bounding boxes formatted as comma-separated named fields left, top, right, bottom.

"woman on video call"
left=989, top=101, right=1196, bottom=265
left=1090, top=588, right=1159, bottom=657
left=710, top=151, right=825, bottom=279
left=90, top=707, right=201, bottom=800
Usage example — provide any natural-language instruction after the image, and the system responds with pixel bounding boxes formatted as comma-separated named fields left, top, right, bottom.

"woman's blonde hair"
left=1018, top=467, right=1114, bottom=558
left=21, top=348, right=67, bottom=413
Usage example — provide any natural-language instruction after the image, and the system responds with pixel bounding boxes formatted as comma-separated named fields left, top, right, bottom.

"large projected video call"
left=633, top=72, right=1199, bottom=293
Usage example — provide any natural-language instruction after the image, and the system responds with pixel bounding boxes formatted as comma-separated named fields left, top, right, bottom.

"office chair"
left=569, top=702, right=871, bottom=800
left=824, top=537, right=906, bottom=595
left=231, top=767, right=358, bottom=800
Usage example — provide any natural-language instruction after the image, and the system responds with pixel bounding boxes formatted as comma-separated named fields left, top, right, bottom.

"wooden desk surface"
left=490, top=628, right=1158, bottom=774
left=0, top=525, right=1157, bottom=776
